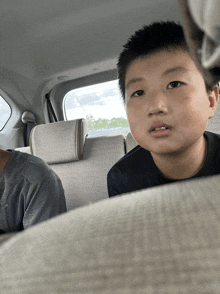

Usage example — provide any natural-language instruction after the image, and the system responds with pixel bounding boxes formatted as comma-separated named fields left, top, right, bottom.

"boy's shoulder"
left=205, top=130, right=220, bottom=137
left=204, top=130, right=220, bottom=145
left=108, top=130, right=220, bottom=175
left=200, top=131, right=220, bottom=176
left=112, top=144, right=145, bottom=163
left=108, top=144, right=153, bottom=175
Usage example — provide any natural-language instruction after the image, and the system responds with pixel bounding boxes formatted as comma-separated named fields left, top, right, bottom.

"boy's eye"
left=167, top=81, right=182, bottom=89
left=131, top=90, right=145, bottom=97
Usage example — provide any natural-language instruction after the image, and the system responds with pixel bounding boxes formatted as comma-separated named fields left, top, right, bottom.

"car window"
left=0, top=95, right=11, bottom=130
left=63, top=80, right=130, bottom=137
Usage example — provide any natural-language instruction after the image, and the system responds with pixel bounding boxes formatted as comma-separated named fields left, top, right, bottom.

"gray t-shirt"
left=0, top=150, right=66, bottom=233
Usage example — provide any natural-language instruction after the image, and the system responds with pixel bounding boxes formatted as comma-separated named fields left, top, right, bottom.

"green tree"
left=86, top=115, right=128, bottom=130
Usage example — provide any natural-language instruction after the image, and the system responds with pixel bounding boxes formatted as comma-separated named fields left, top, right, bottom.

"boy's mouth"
left=149, top=121, right=171, bottom=133
left=152, top=126, right=169, bottom=131
left=149, top=122, right=172, bottom=137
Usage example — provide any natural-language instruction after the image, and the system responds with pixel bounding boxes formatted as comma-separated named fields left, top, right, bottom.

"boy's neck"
left=151, top=136, right=207, bottom=180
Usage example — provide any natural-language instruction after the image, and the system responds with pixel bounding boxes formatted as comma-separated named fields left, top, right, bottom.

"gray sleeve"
left=22, top=171, right=67, bottom=229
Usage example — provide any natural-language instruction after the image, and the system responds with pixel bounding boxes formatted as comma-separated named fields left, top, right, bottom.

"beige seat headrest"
left=30, top=119, right=88, bottom=164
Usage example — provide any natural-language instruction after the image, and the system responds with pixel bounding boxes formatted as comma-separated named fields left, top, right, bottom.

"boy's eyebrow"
left=126, top=67, right=189, bottom=89
left=126, top=77, right=144, bottom=89
left=162, top=66, right=190, bottom=76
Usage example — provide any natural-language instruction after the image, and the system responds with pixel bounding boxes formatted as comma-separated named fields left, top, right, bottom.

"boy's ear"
left=208, top=85, right=219, bottom=119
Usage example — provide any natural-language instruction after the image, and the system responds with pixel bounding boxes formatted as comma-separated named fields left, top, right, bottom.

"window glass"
left=63, top=80, right=130, bottom=137
left=0, top=95, right=11, bottom=130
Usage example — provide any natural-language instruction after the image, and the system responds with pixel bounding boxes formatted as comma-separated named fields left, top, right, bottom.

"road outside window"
left=0, top=95, right=11, bottom=130
left=63, top=80, right=130, bottom=137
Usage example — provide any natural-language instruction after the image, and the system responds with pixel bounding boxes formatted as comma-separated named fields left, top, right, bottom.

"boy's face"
left=125, top=49, right=219, bottom=156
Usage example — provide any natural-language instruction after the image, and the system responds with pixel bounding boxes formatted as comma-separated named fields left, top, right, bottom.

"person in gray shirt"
left=0, top=149, right=66, bottom=234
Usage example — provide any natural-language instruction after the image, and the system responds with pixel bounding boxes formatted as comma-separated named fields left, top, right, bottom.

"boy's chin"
left=142, top=144, right=184, bottom=157
left=134, top=136, right=185, bottom=155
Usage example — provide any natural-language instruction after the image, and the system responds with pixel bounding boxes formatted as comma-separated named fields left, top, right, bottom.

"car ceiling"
left=0, top=0, right=182, bottom=105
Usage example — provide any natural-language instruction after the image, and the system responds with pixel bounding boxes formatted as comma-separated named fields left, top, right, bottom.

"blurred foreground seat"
left=1, top=174, right=220, bottom=293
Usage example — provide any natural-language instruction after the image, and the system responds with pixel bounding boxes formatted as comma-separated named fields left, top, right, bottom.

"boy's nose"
left=147, top=92, right=168, bottom=116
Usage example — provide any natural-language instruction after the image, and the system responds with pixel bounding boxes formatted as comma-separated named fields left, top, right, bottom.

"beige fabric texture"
left=30, top=119, right=87, bottom=164
left=0, top=232, right=17, bottom=246
left=188, top=0, right=220, bottom=69
left=14, top=146, right=32, bottom=154
left=50, top=135, right=125, bottom=210
left=1, top=174, right=220, bottom=293
left=178, top=0, right=220, bottom=88
left=125, top=132, right=138, bottom=153
left=206, top=101, right=220, bottom=134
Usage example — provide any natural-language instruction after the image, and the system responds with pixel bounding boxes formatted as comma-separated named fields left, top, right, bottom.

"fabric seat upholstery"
left=1, top=174, right=220, bottom=293
left=14, top=146, right=31, bottom=154
left=50, top=135, right=125, bottom=209
left=30, top=119, right=125, bottom=210
left=125, top=132, right=138, bottom=152
left=30, top=119, right=87, bottom=164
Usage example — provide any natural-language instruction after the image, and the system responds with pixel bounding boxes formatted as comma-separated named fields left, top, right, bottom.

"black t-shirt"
left=107, top=131, right=220, bottom=197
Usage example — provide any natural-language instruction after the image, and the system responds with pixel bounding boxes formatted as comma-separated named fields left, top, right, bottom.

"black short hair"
left=117, top=21, right=214, bottom=103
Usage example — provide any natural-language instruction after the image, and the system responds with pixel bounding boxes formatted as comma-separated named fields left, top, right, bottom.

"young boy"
left=0, top=148, right=66, bottom=234
left=107, top=21, right=220, bottom=197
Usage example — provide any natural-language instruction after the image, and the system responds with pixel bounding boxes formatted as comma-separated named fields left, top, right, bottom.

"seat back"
left=30, top=119, right=125, bottom=210
left=14, top=146, right=32, bottom=154
left=206, top=96, right=220, bottom=134
left=1, top=174, right=220, bottom=293
left=125, top=132, right=138, bottom=152
left=52, top=135, right=125, bottom=209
